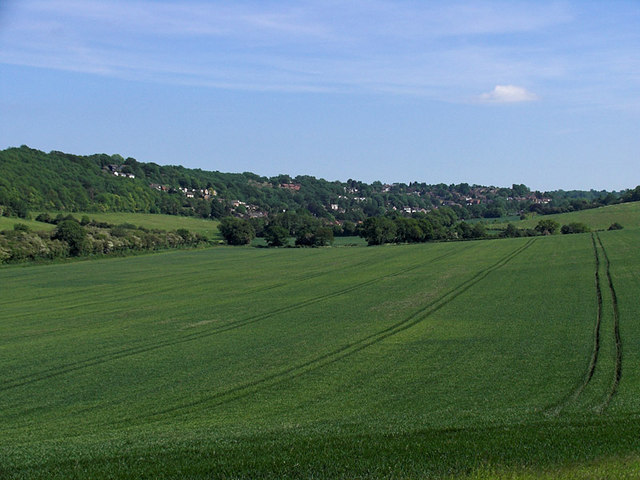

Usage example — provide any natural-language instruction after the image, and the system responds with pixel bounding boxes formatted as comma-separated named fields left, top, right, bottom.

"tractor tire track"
left=596, top=233, right=622, bottom=413
left=546, top=233, right=603, bottom=416
left=0, top=246, right=464, bottom=392
left=131, top=239, right=536, bottom=423
left=546, top=233, right=622, bottom=416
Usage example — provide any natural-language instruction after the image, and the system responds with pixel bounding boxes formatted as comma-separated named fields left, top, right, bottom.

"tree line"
left=216, top=208, right=623, bottom=248
left=3, top=146, right=637, bottom=226
left=0, top=214, right=209, bottom=264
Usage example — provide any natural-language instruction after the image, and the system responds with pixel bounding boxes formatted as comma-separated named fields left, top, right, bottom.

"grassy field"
left=1, top=229, right=639, bottom=478
left=507, top=201, right=640, bottom=231
left=0, top=216, right=55, bottom=232
left=1, top=212, right=221, bottom=239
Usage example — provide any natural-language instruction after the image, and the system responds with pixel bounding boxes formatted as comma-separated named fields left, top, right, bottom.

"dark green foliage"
left=314, top=226, right=334, bottom=246
left=295, top=226, right=334, bottom=247
left=560, top=222, right=590, bottom=234
left=358, top=208, right=473, bottom=245
left=53, top=219, right=88, bottom=256
left=176, top=228, right=191, bottom=241
left=341, top=220, right=357, bottom=236
left=502, top=223, right=522, bottom=238
left=2, top=146, right=629, bottom=229
left=359, top=217, right=398, bottom=245
left=535, top=219, right=560, bottom=235
left=621, top=185, right=640, bottom=203
left=218, top=217, right=255, bottom=245
left=608, top=222, right=624, bottom=231
left=13, top=223, right=30, bottom=232
left=264, top=225, right=289, bottom=247
left=395, top=217, right=425, bottom=243
left=456, top=221, right=487, bottom=239
left=35, top=212, right=52, bottom=223
left=472, top=222, right=487, bottom=238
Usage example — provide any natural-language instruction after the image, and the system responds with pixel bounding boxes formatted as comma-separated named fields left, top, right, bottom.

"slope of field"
left=514, top=201, right=640, bottom=231
left=1, top=230, right=639, bottom=478
left=0, top=216, right=55, bottom=232
left=42, top=211, right=221, bottom=237
left=0, top=212, right=220, bottom=238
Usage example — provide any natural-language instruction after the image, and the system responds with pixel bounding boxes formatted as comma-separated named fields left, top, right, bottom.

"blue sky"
left=1, top=0, right=638, bottom=191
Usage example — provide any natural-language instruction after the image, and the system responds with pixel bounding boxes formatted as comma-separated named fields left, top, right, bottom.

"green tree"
left=359, top=217, right=397, bottom=245
left=313, top=226, right=334, bottom=246
left=264, top=225, right=289, bottom=247
left=218, top=217, right=255, bottom=245
left=53, top=219, right=88, bottom=256
left=13, top=223, right=30, bottom=232
left=560, top=222, right=590, bottom=234
left=502, top=223, right=520, bottom=238
left=395, top=218, right=424, bottom=243
left=535, top=219, right=560, bottom=235
left=470, top=222, right=487, bottom=239
left=608, top=222, right=624, bottom=231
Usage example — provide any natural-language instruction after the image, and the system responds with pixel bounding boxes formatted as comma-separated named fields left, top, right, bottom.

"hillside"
left=1, top=146, right=629, bottom=223
left=1, top=228, right=639, bottom=478
left=509, top=201, right=640, bottom=231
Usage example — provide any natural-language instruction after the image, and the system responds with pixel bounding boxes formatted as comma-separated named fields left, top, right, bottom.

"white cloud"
left=478, top=85, right=539, bottom=103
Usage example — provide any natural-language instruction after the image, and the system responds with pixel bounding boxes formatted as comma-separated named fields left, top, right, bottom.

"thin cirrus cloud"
left=0, top=0, right=638, bottom=107
left=478, top=85, right=539, bottom=103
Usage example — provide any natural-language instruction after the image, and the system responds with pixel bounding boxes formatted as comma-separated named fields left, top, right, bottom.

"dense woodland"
left=2, top=146, right=638, bottom=225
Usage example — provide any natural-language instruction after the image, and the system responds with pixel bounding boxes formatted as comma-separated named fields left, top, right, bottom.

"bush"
left=359, top=217, right=397, bottom=245
left=608, top=222, right=624, bottom=231
left=560, top=222, right=590, bottom=234
left=35, top=213, right=52, bottom=224
left=53, top=220, right=88, bottom=256
left=264, top=225, right=289, bottom=247
left=535, top=219, right=560, bottom=235
left=502, top=223, right=521, bottom=238
left=218, top=217, right=255, bottom=245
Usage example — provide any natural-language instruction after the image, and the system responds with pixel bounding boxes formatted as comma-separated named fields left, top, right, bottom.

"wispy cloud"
left=478, top=85, right=539, bottom=103
left=0, top=0, right=638, bottom=107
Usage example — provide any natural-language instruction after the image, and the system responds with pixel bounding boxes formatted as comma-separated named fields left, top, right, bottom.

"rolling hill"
left=512, top=201, right=640, bottom=231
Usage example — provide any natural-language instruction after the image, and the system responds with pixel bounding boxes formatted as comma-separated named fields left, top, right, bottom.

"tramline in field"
left=0, top=227, right=639, bottom=479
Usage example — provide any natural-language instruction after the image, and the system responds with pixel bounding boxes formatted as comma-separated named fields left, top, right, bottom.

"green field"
left=0, top=216, right=55, bottom=232
left=510, top=201, right=640, bottom=231
left=1, top=228, right=639, bottom=478
left=1, top=212, right=221, bottom=240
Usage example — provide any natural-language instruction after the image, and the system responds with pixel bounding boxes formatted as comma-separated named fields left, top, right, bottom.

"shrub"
left=53, top=220, right=88, bottom=256
left=218, top=217, right=255, bottom=245
left=561, top=222, right=590, bottom=234
left=264, top=225, right=289, bottom=247
left=535, top=219, right=560, bottom=235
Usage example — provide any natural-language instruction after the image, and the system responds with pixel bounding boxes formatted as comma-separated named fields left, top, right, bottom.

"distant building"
left=280, top=183, right=301, bottom=191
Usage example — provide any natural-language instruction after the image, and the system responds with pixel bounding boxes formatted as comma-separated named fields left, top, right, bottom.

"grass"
left=37, top=211, right=222, bottom=239
left=0, top=216, right=55, bottom=232
left=0, top=229, right=639, bottom=478
left=503, top=201, right=640, bottom=231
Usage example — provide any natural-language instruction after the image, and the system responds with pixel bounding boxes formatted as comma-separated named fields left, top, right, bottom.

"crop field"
left=1, top=228, right=639, bottom=478
left=511, top=201, right=640, bottom=231
left=37, top=211, right=222, bottom=238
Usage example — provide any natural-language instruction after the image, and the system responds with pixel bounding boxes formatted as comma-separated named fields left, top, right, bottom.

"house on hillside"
left=280, top=183, right=301, bottom=191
